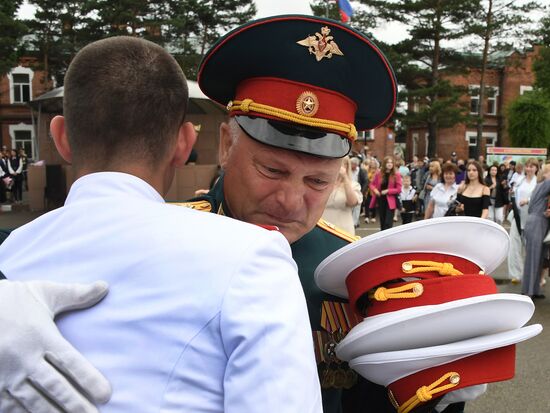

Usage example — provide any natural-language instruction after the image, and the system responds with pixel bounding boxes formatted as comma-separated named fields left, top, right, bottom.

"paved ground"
left=1, top=207, right=547, bottom=412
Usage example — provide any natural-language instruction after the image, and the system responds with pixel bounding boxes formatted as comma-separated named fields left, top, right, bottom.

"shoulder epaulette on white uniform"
left=168, top=200, right=212, bottom=213
left=316, top=218, right=360, bottom=243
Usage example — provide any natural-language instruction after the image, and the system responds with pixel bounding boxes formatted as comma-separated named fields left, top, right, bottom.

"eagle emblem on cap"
left=297, top=26, right=344, bottom=61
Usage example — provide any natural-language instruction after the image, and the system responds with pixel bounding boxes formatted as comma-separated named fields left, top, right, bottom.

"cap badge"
left=297, top=26, right=344, bottom=61
left=296, top=91, right=319, bottom=116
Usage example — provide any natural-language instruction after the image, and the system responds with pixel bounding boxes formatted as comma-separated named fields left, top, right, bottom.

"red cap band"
left=346, top=253, right=483, bottom=315
left=232, top=77, right=357, bottom=126
left=389, top=345, right=516, bottom=407
left=366, top=275, right=498, bottom=317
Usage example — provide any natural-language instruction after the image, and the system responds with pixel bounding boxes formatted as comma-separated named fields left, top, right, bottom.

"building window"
left=465, top=131, right=497, bottom=159
left=9, top=124, right=35, bottom=159
left=469, top=85, right=480, bottom=115
left=8, top=66, right=34, bottom=104
left=412, top=133, right=419, bottom=157
left=358, top=130, right=374, bottom=141
left=520, top=85, right=533, bottom=95
left=13, top=74, right=31, bottom=102
left=424, top=133, right=429, bottom=157
left=486, top=87, right=499, bottom=115
left=469, top=85, right=498, bottom=115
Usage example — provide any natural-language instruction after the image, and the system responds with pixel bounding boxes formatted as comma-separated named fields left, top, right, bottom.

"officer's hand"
left=0, top=280, right=112, bottom=412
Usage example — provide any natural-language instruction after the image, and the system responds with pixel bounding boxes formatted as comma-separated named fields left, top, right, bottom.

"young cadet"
left=0, top=36, right=321, bottom=412
left=0, top=16, right=405, bottom=413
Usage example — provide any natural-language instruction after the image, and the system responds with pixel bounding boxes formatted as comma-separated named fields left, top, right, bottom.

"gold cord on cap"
left=369, top=282, right=424, bottom=302
left=398, top=372, right=461, bottom=413
left=401, top=261, right=463, bottom=276
left=228, top=98, right=358, bottom=140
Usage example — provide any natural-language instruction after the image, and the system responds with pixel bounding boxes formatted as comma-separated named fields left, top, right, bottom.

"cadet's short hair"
left=63, top=36, right=188, bottom=167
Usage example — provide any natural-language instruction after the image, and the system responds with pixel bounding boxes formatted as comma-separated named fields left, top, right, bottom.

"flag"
left=338, top=0, right=353, bottom=23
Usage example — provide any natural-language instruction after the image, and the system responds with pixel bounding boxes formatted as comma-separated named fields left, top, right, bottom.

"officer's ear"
left=171, top=122, right=196, bottom=167
left=50, top=116, right=72, bottom=163
left=219, top=121, right=235, bottom=169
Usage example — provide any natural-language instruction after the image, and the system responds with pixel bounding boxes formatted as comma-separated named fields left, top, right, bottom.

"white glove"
left=0, top=280, right=112, bottom=412
left=434, top=384, right=488, bottom=412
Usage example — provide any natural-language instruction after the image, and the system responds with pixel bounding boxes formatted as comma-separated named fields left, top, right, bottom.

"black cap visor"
left=235, top=116, right=351, bottom=159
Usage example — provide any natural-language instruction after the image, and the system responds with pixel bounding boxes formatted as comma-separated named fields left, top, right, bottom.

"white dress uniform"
left=0, top=172, right=322, bottom=413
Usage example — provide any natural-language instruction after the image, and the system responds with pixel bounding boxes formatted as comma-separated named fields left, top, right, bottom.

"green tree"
left=0, top=0, right=27, bottom=76
left=310, top=0, right=379, bottom=37
left=166, top=0, right=256, bottom=80
left=464, top=0, right=540, bottom=158
left=533, top=46, right=550, bottom=94
left=26, top=0, right=100, bottom=85
left=507, top=89, right=550, bottom=149
left=371, top=0, right=479, bottom=157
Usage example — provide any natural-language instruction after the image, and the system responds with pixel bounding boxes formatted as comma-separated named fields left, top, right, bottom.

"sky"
left=17, top=0, right=410, bottom=45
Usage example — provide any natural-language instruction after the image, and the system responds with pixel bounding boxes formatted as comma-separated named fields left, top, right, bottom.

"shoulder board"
left=316, top=219, right=360, bottom=243
left=168, top=200, right=212, bottom=213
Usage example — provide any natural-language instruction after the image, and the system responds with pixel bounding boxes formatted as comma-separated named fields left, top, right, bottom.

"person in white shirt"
left=0, top=37, right=321, bottom=413
left=399, top=174, right=416, bottom=224
left=424, top=162, right=459, bottom=219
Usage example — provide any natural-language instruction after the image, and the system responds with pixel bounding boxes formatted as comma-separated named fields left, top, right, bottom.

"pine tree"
left=464, top=0, right=541, bottom=157
left=507, top=89, right=550, bottom=149
left=165, top=0, right=256, bottom=80
left=368, top=0, right=480, bottom=157
left=310, top=0, right=379, bottom=38
left=26, top=0, right=100, bottom=85
left=0, top=0, right=27, bottom=77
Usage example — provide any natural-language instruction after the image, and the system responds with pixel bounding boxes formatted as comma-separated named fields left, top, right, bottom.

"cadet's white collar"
left=65, top=172, right=164, bottom=205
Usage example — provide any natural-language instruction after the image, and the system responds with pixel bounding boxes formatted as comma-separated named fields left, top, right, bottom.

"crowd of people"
left=325, top=150, right=550, bottom=301
left=0, top=146, right=28, bottom=204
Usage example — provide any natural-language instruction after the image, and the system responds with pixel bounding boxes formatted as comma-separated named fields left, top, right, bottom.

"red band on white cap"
left=366, top=275, right=497, bottom=317
left=389, top=345, right=516, bottom=407
left=345, top=253, right=483, bottom=315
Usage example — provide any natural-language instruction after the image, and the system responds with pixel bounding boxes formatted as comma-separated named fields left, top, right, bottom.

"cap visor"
left=336, top=293, right=535, bottom=361
left=236, top=116, right=351, bottom=158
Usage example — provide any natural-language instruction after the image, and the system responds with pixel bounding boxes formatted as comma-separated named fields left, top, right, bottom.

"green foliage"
left=530, top=12, right=550, bottom=47
left=166, top=0, right=256, bottom=79
left=462, top=0, right=541, bottom=157
left=507, top=90, right=550, bottom=149
left=0, top=0, right=27, bottom=77
left=367, top=0, right=480, bottom=156
left=310, top=0, right=378, bottom=38
left=19, top=0, right=255, bottom=85
left=533, top=45, right=550, bottom=94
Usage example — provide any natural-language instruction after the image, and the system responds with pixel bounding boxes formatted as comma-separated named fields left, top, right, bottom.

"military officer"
left=0, top=15, right=398, bottom=413
left=172, top=15, right=397, bottom=412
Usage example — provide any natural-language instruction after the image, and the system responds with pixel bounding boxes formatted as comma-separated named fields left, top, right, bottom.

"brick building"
left=351, top=125, right=398, bottom=160
left=0, top=57, right=52, bottom=160
left=406, top=46, right=540, bottom=162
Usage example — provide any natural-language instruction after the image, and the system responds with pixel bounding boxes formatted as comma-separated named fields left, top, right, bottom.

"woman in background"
left=364, top=158, right=379, bottom=224
left=322, top=156, right=363, bottom=235
left=421, top=160, right=441, bottom=213
left=425, top=162, right=459, bottom=219
left=369, top=156, right=402, bottom=231
left=484, top=164, right=508, bottom=225
left=456, top=161, right=490, bottom=218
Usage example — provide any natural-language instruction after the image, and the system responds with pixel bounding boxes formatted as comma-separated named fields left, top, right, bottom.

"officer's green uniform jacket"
left=176, top=175, right=393, bottom=413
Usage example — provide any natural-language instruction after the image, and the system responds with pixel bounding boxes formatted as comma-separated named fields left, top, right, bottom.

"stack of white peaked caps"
left=315, top=216, right=542, bottom=413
